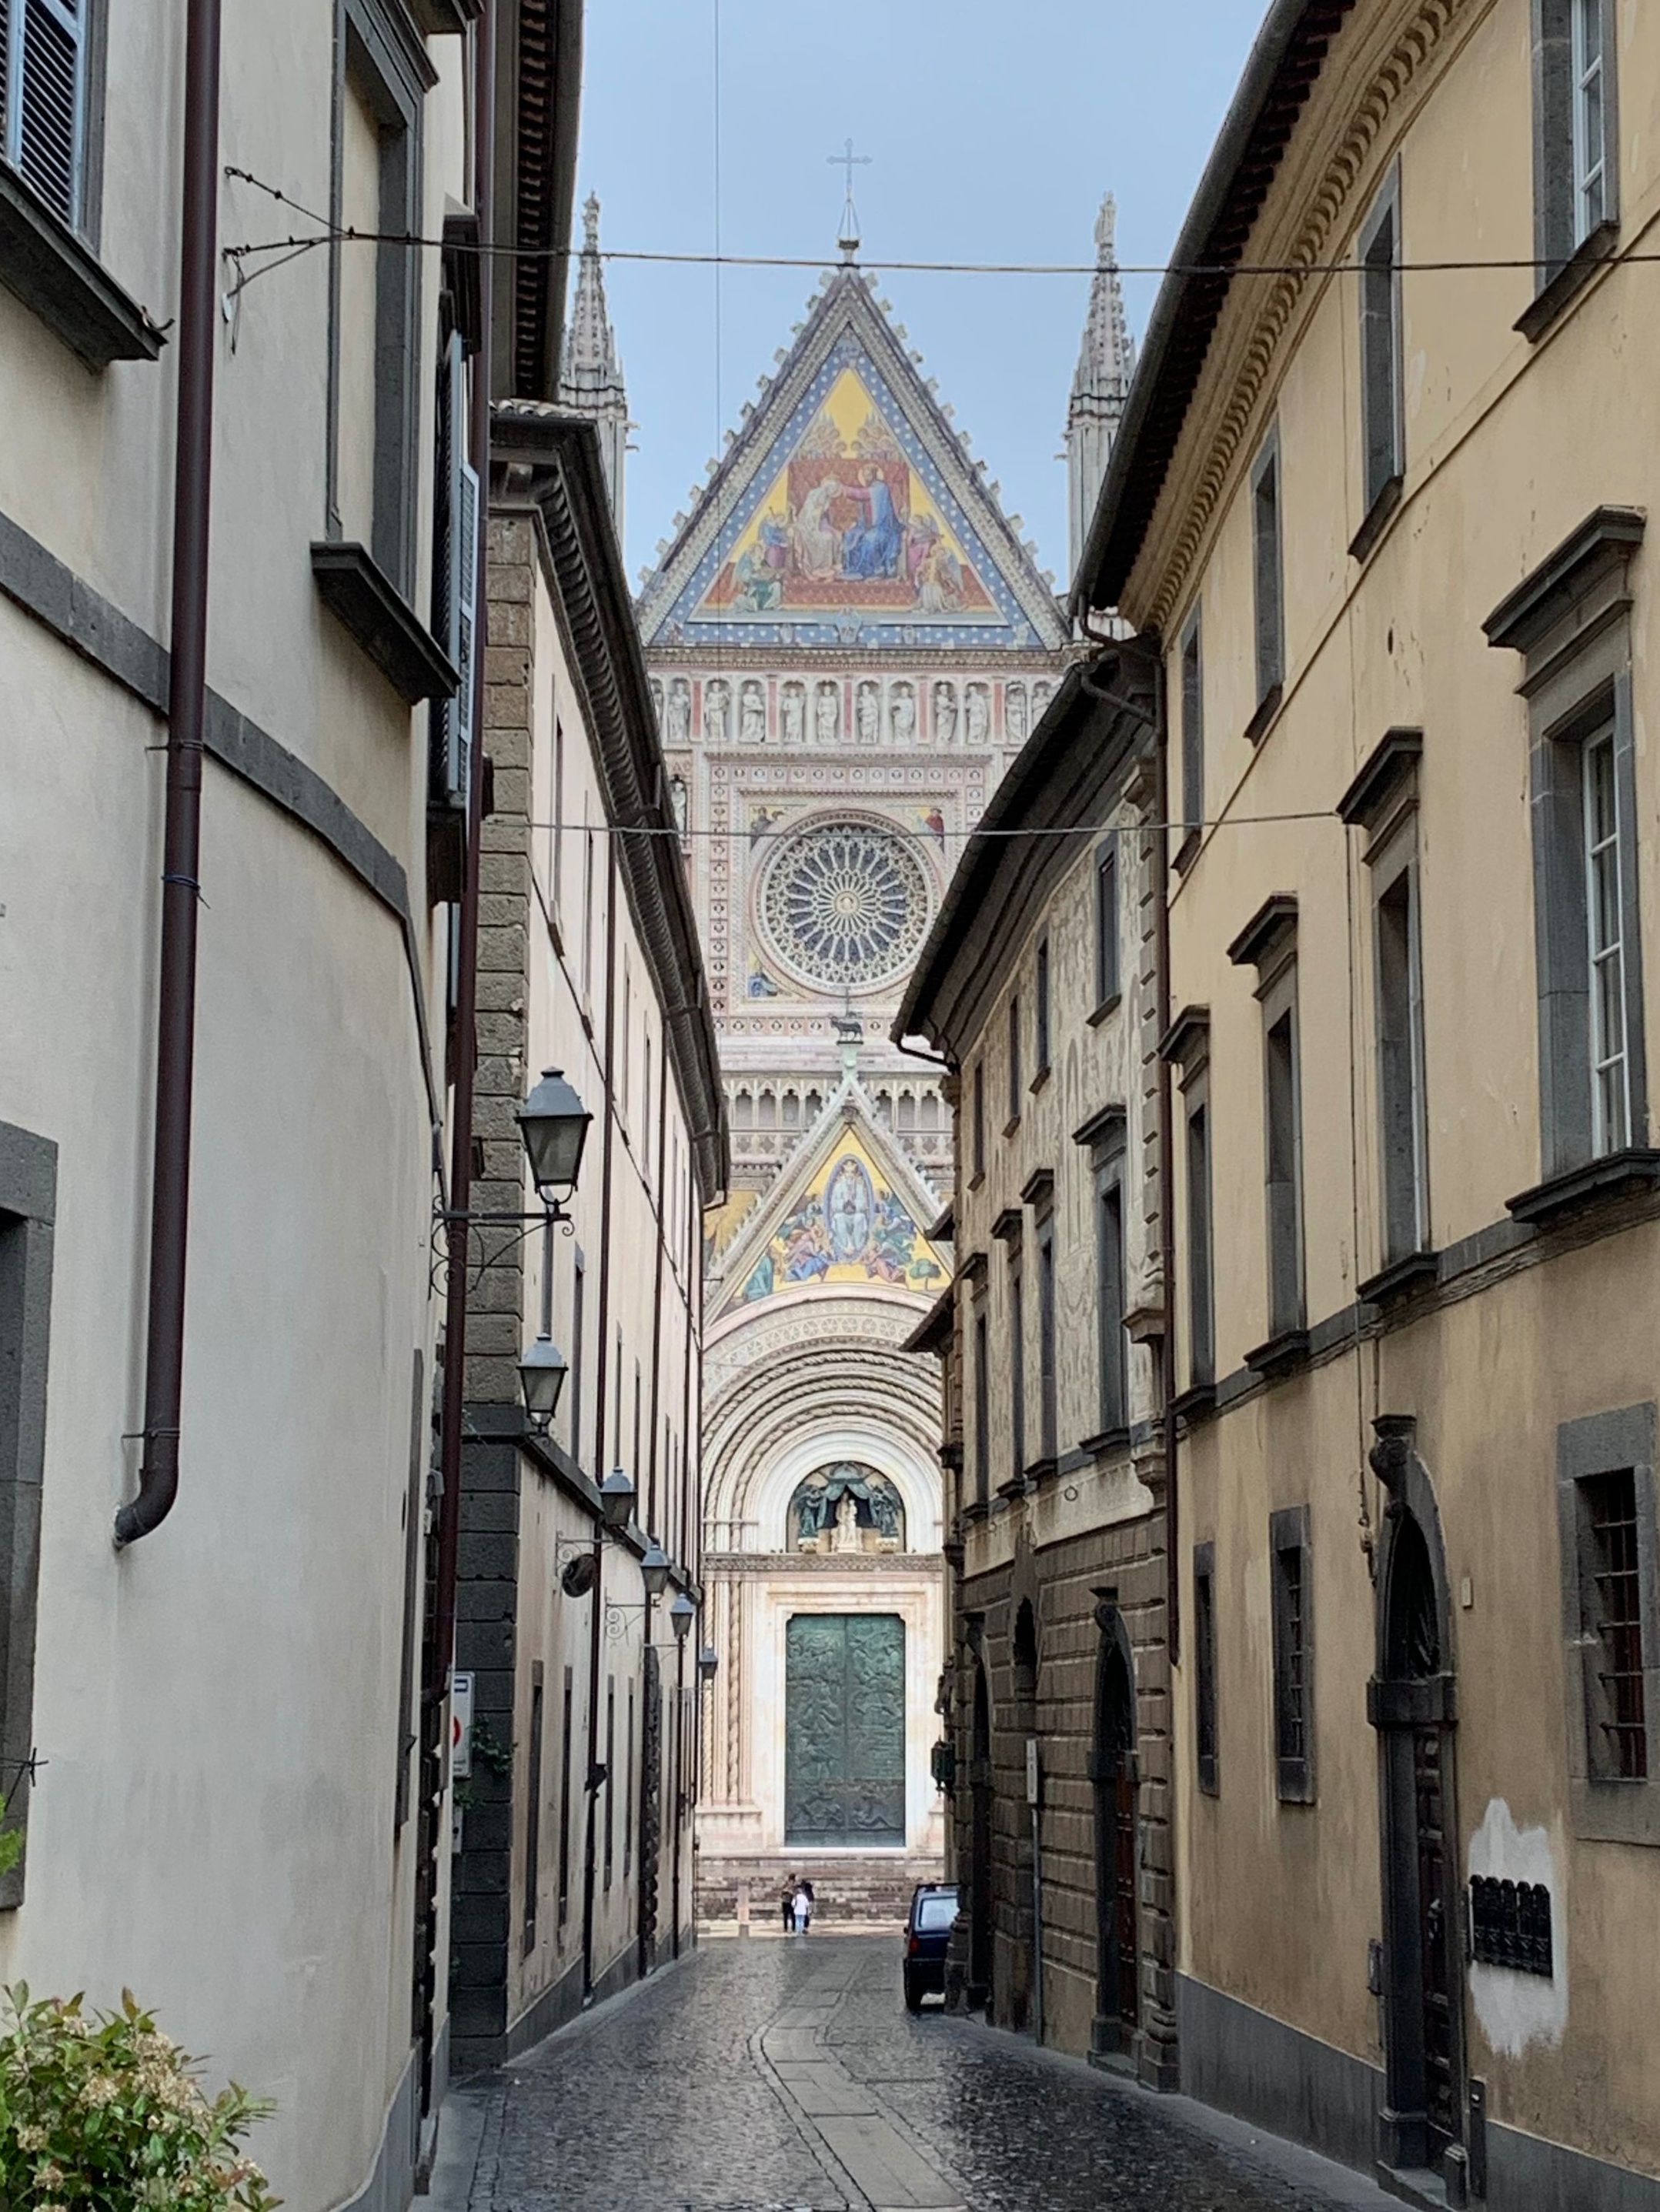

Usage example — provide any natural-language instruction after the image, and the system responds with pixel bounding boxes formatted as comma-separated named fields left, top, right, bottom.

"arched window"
left=788, top=1462, right=906, bottom=1552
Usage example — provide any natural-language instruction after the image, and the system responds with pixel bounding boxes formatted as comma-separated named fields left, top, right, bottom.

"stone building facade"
left=450, top=405, right=725, bottom=2069
left=631, top=232, right=1074, bottom=1927
left=1074, top=2, right=1660, bottom=2206
left=895, top=647, right=1176, bottom=2081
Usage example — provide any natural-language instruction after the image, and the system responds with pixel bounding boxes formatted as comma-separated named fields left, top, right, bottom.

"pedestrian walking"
left=792, top=1882, right=811, bottom=1935
left=780, top=1878, right=795, bottom=1933
left=802, top=1877, right=815, bottom=1929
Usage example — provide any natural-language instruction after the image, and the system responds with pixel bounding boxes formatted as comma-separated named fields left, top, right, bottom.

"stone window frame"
left=1557, top=1401, right=1660, bottom=1843
left=1352, top=160, right=1405, bottom=560
left=993, top=1208, right=1025, bottom=1489
left=1485, top=509, right=1657, bottom=1226
left=1177, top=603, right=1204, bottom=868
left=1028, top=1176, right=1059, bottom=1473
left=1248, top=424, right=1284, bottom=738
left=1193, top=1540, right=1219, bottom=1796
left=1033, top=933, right=1052, bottom=1087
left=1160, top=1008, right=1215, bottom=1413
left=1269, top=1503, right=1316, bottom=1805
left=0, top=1123, right=54, bottom=1908
left=970, top=1274, right=990, bottom=1508
left=1094, top=834, right=1121, bottom=1015
left=1519, top=0, right=1620, bottom=342
left=1228, top=899, right=1306, bottom=1370
left=1004, top=993, right=1022, bottom=1135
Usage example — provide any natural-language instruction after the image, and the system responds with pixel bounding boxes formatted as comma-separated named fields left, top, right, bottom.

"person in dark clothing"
left=780, top=1879, right=795, bottom=1933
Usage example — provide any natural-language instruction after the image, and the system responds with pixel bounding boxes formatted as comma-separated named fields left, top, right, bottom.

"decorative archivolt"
left=1148, top=0, right=1473, bottom=633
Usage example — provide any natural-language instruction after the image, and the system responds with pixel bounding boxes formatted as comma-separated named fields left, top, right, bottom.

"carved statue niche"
left=789, top=1462, right=905, bottom=1554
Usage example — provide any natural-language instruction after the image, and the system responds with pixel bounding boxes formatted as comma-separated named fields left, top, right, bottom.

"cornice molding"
left=1143, top=0, right=1478, bottom=635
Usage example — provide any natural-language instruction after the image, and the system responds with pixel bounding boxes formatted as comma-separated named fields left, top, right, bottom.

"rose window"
left=759, top=819, right=930, bottom=989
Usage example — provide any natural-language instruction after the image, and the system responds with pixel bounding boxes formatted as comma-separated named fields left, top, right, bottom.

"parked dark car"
left=902, top=1882, right=960, bottom=2011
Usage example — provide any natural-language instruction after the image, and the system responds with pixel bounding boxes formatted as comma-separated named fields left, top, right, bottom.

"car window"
left=915, top=1894, right=957, bottom=1931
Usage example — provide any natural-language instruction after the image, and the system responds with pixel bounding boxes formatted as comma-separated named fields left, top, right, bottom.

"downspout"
left=115, top=0, right=222, bottom=1546
left=428, top=0, right=496, bottom=1728
left=583, top=831, right=621, bottom=2002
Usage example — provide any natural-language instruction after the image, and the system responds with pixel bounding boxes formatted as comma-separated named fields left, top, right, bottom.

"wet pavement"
left=454, top=1937, right=1394, bottom=2212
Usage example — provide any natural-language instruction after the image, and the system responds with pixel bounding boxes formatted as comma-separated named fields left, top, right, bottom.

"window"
left=1007, top=1246, right=1025, bottom=1482
left=1264, top=996, right=1305, bottom=1339
left=552, top=718, right=566, bottom=918
left=1358, top=169, right=1404, bottom=528
left=394, top=1353, right=425, bottom=1830
left=1186, top=1098, right=1214, bottom=1388
left=973, top=1300, right=990, bottom=1506
left=2, top=0, right=92, bottom=229
left=1251, top=431, right=1284, bottom=716
left=1558, top=1403, right=1658, bottom=1840
left=1487, top=512, right=1648, bottom=1203
left=1179, top=610, right=1204, bottom=845
left=1007, top=996, right=1021, bottom=1126
left=523, top=1666, right=544, bottom=1953
left=569, top=1252, right=586, bottom=1467
left=1270, top=1506, right=1314, bottom=1802
left=429, top=328, right=478, bottom=831
left=1375, top=851, right=1430, bottom=1263
left=1194, top=1543, right=1218, bottom=1795
left=1034, top=937, right=1051, bottom=1079
left=603, top=1677, right=616, bottom=1889
left=557, top=1666, right=574, bottom=1925
left=328, top=0, right=426, bottom=596
left=1097, top=1174, right=1127, bottom=1435
left=612, top=1327, right=623, bottom=1473
left=1528, top=0, right=1619, bottom=311
left=0, top=1123, right=55, bottom=1907
left=971, top=1061, right=985, bottom=1180
left=1036, top=1219, right=1057, bottom=1465
left=1094, top=838, right=1120, bottom=1007
left=621, top=966, right=632, bottom=1118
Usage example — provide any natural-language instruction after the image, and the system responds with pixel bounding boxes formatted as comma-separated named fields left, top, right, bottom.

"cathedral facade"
left=559, top=192, right=1121, bottom=1927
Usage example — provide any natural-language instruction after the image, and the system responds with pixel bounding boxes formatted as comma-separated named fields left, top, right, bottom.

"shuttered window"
left=429, top=329, right=478, bottom=812
left=1, top=0, right=89, bottom=229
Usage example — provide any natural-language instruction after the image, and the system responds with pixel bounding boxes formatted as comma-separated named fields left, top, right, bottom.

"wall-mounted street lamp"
left=668, top=1592, right=696, bottom=1645
left=517, top=1334, right=569, bottom=1433
left=641, top=1543, right=672, bottom=1600
left=438, top=1069, right=593, bottom=1340
left=516, top=1066, right=593, bottom=1203
left=697, top=1646, right=719, bottom=1683
left=600, top=1465, right=636, bottom=1532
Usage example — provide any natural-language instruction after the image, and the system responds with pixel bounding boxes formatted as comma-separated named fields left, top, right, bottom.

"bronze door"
left=785, top=1614, right=906, bottom=1846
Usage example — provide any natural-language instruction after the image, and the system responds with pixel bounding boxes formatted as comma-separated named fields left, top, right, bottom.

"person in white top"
left=792, top=1884, right=811, bottom=1935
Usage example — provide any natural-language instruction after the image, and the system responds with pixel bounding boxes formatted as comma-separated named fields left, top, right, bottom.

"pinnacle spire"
left=1066, top=191, right=1136, bottom=584
left=560, top=192, right=630, bottom=532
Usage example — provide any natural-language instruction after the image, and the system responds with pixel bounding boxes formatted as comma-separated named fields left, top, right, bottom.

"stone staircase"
left=697, top=1855, right=947, bottom=1935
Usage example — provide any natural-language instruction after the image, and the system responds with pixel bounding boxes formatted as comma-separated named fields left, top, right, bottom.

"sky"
left=574, top=1, right=1272, bottom=592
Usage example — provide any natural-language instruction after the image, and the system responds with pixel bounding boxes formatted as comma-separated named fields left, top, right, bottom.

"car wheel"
left=903, top=1972, right=924, bottom=2013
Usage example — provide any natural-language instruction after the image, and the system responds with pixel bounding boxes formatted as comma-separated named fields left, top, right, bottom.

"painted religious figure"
left=827, top=1157, right=873, bottom=1262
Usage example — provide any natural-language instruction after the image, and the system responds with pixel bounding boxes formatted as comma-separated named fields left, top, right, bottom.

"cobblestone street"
left=448, top=1939, right=1394, bottom=2212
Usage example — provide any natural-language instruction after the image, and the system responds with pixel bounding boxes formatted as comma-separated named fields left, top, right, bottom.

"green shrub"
left=0, top=1985, right=276, bottom=2210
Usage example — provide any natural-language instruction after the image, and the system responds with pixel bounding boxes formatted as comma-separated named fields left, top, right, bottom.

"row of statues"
left=653, top=676, right=1052, bottom=750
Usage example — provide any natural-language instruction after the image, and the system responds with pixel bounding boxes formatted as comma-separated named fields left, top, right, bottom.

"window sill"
left=960, top=1498, right=991, bottom=1526
left=1171, top=1381, right=1217, bottom=1428
left=997, top=1473, right=1034, bottom=1503
left=1515, top=219, right=1618, bottom=344
left=1001, top=1114, right=1022, bottom=1140
left=312, top=542, right=459, bottom=704
left=1357, top=1248, right=1440, bottom=1309
left=1275, top=1770, right=1317, bottom=1807
left=1506, top=1147, right=1660, bottom=1229
left=1197, top=1759, right=1219, bottom=1798
left=1244, top=683, right=1284, bottom=748
left=1086, top=992, right=1122, bottom=1029
left=406, top=0, right=480, bottom=26
left=1172, top=829, right=1201, bottom=877
left=967, top=1169, right=985, bottom=1193
left=1028, top=1065, right=1051, bottom=1097
left=1348, top=472, right=1403, bottom=565
left=1244, top=1327, right=1310, bottom=1380
left=1022, top=1454, right=1058, bottom=1486
left=0, top=162, right=165, bottom=371
left=1079, top=1426, right=1129, bottom=1460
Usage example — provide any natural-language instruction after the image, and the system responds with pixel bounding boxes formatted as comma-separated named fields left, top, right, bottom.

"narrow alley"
left=446, top=1940, right=1395, bottom=2212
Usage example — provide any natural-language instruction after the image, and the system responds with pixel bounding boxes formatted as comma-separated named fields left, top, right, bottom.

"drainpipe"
left=429, top=0, right=496, bottom=1716
left=114, top=0, right=222, bottom=1546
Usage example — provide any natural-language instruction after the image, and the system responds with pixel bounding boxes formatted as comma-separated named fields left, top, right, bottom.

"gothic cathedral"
left=563, top=195, right=1130, bottom=1926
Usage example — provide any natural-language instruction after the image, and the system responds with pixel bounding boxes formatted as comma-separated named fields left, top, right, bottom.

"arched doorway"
left=1091, top=1600, right=1139, bottom=2059
left=968, top=1650, right=993, bottom=2007
left=1369, top=1423, right=1465, bottom=2182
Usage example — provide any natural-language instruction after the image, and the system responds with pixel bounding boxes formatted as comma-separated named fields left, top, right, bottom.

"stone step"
left=697, top=1855, right=947, bottom=1928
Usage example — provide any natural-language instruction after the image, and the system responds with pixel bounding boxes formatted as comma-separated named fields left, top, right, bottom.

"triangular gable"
left=639, top=272, right=1067, bottom=655
left=710, top=1084, right=950, bottom=1321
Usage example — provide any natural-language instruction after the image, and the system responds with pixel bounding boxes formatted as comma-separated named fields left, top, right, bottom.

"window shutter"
left=4, top=0, right=85, bottom=228
left=431, top=330, right=477, bottom=813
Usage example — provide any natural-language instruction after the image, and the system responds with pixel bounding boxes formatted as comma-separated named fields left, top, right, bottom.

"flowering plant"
left=0, top=1985, right=277, bottom=2210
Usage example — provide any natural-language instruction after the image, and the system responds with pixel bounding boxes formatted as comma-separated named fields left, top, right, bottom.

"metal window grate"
left=1470, top=1877, right=1554, bottom=1976
left=1583, top=728, right=1630, bottom=1156
left=1586, top=1470, right=1648, bottom=1779
left=1278, top=1546, right=1308, bottom=1765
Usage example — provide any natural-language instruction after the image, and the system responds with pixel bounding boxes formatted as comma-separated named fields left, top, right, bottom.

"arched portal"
left=1369, top=1421, right=1465, bottom=2181
left=1092, top=1602, right=1139, bottom=2057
